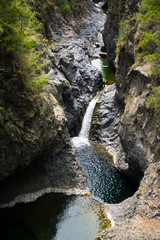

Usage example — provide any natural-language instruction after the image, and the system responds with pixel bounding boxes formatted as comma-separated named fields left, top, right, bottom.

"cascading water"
left=72, top=93, right=135, bottom=204
left=79, top=94, right=99, bottom=139
left=72, top=94, right=99, bottom=147
left=0, top=71, right=135, bottom=240
left=0, top=85, right=135, bottom=240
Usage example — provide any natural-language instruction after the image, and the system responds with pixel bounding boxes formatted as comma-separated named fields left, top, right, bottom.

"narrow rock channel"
left=1, top=1, right=159, bottom=240
left=0, top=77, right=136, bottom=240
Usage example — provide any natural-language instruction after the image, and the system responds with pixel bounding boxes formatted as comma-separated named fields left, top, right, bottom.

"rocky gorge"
left=94, top=0, right=160, bottom=239
left=0, top=0, right=159, bottom=239
left=0, top=0, right=105, bottom=207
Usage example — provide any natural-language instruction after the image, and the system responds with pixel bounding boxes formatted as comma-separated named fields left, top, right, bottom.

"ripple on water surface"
left=0, top=194, right=110, bottom=240
left=72, top=138, right=135, bottom=204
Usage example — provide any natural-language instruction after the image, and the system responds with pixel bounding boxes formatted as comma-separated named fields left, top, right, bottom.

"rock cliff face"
left=0, top=0, right=105, bottom=206
left=0, top=0, right=106, bottom=207
left=96, top=0, right=160, bottom=239
left=45, top=0, right=104, bottom=135
left=97, top=162, right=160, bottom=240
left=100, top=0, right=160, bottom=183
left=102, top=0, right=139, bottom=68
left=0, top=57, right=89, bottom=206
left=90, top=84, right=127, bottom=171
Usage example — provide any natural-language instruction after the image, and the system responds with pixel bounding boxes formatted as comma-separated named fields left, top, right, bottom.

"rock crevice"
left=96, top=0, right=160, bottom=239
left=0, top=0, right=106, bottom=206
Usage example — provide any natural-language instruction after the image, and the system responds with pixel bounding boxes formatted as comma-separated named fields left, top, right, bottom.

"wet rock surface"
left=96, top=162, right=160, bottom=240
left=0, top=0, right=106, bottom=206
left=46, top=0, right=105, bottom=135
left=96, top=0, right=160, bottom=239
left=102, top=0, right=140, bottom=68
left=90, top=84, right=127, bottom=171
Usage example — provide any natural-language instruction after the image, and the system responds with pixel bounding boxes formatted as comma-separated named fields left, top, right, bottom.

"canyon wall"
left=0, top=0, right=104, bottom=206
left=96, top=0, right=160, bottom=239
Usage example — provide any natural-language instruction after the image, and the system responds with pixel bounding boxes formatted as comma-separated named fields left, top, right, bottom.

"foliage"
left=116, top=0, right=160, bottom=76
left=146, top=86, right=160, bottom=115
left=0, top=0, right=49, bottom=91
left=116, top=18, right=130, bottom=47
left=56, top=0, right=73, bottom=15
left=55, top=0, right=86, bottom=16
left=136, top=0, right=160, bottom=117
left=115, top=0, right=160, bottom=116
left=0, top=108, right=22, bottom=141
left=27, top=74, right=49, bottom=93
left=135, top=0, right=160, bottom=76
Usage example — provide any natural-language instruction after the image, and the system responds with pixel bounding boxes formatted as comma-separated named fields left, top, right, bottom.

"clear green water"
left=72, top=139, right=136, bottom=204
left=0, top=194, right=110, bottom=240
left=0, top=142, right=135, bottom=240
left=0, top=61, right=135, bottom=240
left=91, top=58, right=115, bottom=84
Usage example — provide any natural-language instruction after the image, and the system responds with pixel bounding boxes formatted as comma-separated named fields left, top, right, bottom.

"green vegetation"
left=0, top=0, right=51, bottom=138
left=136, top=0, right=160, bottom=76
left=56, top=0, right=73, bottom=15
left=0, top=108, right=22, bottom=141
left=0, top=0, right=49, bottom=93
left=146, top=86, right=160, bottom=116
left=136, top=0, right=160, bottom=116
left=116, top=0, right=160, bottom=117
left=117, top=0, right=160, bottom=76
left=55, top=0, right=87, bottom=17
left=116, top=19, right=130, bottom=48
left=27, top=74, right=49, bottom=93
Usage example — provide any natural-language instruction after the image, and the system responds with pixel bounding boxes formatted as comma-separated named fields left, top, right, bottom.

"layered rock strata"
left=96, top=0, right=160, bottom=239
left=46, top=0, right=105, bottom=135
left=90, top=84, right=127, bottom=171
left=102, top=0, right=139, bottom=68
left=0, top=0, right=105, bottom=206
left=0, top=81, right=89, bottom=207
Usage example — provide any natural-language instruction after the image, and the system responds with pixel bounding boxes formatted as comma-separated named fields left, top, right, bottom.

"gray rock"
left=102, top=0, right=140, bottom=68
left=97, top=1, right=160, bottom=239
left=46, top=1, right=105, bottom=135
left=91, top=84, right=128, bottom=171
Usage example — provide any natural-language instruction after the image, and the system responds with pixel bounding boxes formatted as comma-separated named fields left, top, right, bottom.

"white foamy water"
left=71, top=136, right=90, bottom=148
left=91, top=59, right=102, bottom=70
left=79, top=94, right=99, bottom=139
left=72, top=94, right=99, bottom=148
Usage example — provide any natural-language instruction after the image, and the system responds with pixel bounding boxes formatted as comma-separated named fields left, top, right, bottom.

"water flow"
left=79, top=94, right=99, bottom=139
left=91, top=58, right=115, bottom=85
left=72, top=91, right=135, bottom=204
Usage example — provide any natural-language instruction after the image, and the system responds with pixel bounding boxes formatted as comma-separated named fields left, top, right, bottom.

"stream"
left=91, top=58, right=115, bottom=84
left=71, top=90, right=135, bottom=204
left=0, top=60, right=135, bottom=240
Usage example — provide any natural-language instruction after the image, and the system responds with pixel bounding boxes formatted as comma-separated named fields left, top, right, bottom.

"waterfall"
left=79, top=94, right=99, bottom=139
left=72, top=94, right=99, bottom=146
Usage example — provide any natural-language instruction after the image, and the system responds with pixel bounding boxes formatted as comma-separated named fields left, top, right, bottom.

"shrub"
left=116, top=0, right=160, bottom=76
left=146, top=86, right=160, bottom=116
left=116, top=19, right=130, bottom=47
left=0, top=0, right=49, bottom=92
left=135, top=0, right=160, bottom=76
left=56, top=0, right=73, bottom=15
